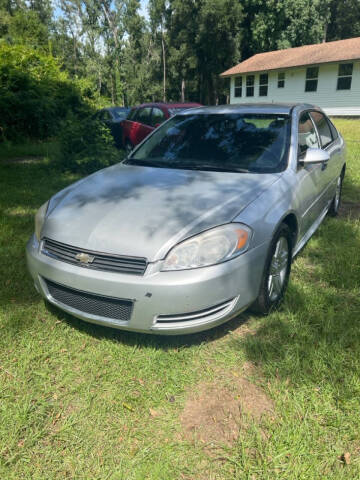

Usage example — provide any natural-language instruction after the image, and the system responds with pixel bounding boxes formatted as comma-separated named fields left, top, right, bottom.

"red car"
left=122, top=102, right=202, bottom=153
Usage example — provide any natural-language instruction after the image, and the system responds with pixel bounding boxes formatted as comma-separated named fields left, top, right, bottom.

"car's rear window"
left=112, top=108, right=130, bottom=120
left=126, top=113, right=291, bottom=173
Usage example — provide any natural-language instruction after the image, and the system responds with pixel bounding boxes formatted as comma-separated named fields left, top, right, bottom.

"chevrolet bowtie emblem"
left=75, top=252, right=95, bottom=264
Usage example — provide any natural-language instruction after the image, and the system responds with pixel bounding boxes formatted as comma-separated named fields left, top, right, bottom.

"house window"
left=234, top=76, right=242, bottom=97
left=337, top=63, right=353, bottom=90
left=305, top=67, right=319, bottom=92
left=259, top=73, right=268, bottom=96
left=278, top=72, right=285, bottom=88
left=246, top=75, right=255, bottom=96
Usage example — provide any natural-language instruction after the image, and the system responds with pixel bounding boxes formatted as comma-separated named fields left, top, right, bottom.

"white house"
left=221, top=37, right=360, bottom=116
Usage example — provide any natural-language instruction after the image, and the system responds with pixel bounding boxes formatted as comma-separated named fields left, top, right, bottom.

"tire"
left=328, top=173, right=343, bottom=217
left=251, top=223, right=292, bottom=315
left=125, top=141, right=133, bottom=155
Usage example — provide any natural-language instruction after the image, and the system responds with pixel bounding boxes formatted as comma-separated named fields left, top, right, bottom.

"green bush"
left=0, top=44, right=86, bottom=141
left=58, top=116, right=123, bottom=173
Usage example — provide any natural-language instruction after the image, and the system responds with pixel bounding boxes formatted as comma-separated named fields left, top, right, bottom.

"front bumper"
left=26, top=235, right=268, bottom=335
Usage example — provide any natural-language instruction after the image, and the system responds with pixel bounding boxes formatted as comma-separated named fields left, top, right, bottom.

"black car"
left=95, top=107, right=130, bottom=148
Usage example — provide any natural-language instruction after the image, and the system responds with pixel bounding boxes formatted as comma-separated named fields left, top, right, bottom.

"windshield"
left=126, top=113, right=291, bottom=173
left=112, top=108, right=130, bottom=119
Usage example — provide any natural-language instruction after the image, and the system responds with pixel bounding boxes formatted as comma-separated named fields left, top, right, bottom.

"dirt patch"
left=180, top=373, right=274, bottom=447
left=339, top=201, right=360, bottom=219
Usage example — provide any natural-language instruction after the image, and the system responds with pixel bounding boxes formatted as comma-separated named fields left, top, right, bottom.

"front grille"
left=45, top=278, right=133, bottom=322
left=42, top=238, right=147, bottom=275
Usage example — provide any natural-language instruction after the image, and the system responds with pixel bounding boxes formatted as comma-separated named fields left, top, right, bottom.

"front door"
left=310, top=111, right=342, bottom=206
left=295, top=111, right=329, bottom=237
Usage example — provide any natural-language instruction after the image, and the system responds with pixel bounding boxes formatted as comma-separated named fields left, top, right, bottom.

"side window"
left=259, top=73, right=268, bottom=96
left=305, top=67, right=319, bottom=92
left=278, top=72, right=285, bottom=88
left=298, top=112, right=319, bottom=156
left=151, top=107, right=166, bottom=127
left=246, top=75, right=255, bottom=97
left=337, top=63, right=353, bottom=90
left=137, top=107, right=152, bottom=126
left=310, top=111, right=333, bottom=148
left=102, top=110, right=112, bottom=121
left=127, top=109, right=138, bottom=121
left=327, top=118, right=339, bottom=141
left=234, top=76, right=242, bottom=97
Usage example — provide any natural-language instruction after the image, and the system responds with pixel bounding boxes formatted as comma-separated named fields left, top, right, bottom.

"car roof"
left=178, top=103, right=319, bottom=116
left=134, top=102, right=203, bottom=109
left=104, top=106, right=129, bottom=111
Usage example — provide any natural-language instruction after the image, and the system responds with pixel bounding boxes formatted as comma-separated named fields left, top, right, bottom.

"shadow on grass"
left=46, top=301, right=250, bottom=350
left=228, top=215, right=360, bottom=399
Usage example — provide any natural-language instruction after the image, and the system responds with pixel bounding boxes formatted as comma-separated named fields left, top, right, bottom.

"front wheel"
left=251, top=224, right=292, bottom=314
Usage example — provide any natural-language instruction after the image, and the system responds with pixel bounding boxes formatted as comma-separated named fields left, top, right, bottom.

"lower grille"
left=45, top=278, right=133, bottom=322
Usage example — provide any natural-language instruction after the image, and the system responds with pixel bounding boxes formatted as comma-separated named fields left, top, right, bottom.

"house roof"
left=221, top=37, right=360, bottom=77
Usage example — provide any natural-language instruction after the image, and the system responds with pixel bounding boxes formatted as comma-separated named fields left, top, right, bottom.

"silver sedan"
left=26, top=104, right=346, bottom=334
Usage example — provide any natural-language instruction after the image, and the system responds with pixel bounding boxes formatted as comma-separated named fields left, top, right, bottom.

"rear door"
left=122, top=108, right=138, bottom=146
left=133, top=107, right=154, bottom=145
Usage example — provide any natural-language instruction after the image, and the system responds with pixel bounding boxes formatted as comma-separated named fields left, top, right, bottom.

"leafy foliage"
left=0, top=44, right=85, bottom=141
left=1, top=0, right=360, bottom=145
left=58, top=116, right=122, bottom=173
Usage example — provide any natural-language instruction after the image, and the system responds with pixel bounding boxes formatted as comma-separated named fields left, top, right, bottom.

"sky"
left=54, top=0, right=149, bottom=20
left=140, top=0, right=149, bottom=18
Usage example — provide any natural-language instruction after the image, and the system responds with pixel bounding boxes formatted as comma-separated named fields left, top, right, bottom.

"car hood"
left=43, top=163, right=280, bottom=262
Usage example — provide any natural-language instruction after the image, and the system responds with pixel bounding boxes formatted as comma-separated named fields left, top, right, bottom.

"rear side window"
left=298, top=112, right=319, bottom=156
left=127, top=109, right=138, bottom=121
left=151, top=107, right=166, bottom=127
left=327, top=118, right=339, bottom=141
left=137, top=107, right=152, bottom=126
left=310, top=111, right=333, bottom=148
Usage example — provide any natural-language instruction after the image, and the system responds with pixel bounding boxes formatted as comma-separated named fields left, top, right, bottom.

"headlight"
left=35, top=201, right=49, bottom=241
left=162, top=223, right=252, bottom=271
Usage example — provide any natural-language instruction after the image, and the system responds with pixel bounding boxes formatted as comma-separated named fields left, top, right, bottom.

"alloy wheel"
left=267, top=236, right=289, bottom=301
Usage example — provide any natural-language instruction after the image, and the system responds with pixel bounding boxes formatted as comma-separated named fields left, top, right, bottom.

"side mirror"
left=302, top=148, right=330, bottom=165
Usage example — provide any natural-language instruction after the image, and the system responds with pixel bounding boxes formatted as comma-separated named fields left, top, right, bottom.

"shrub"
left=0, top=44, right=86, bottom=141
left=58, top=116, right=123, bottom=173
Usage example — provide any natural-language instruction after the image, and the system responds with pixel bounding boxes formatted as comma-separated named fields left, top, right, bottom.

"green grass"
left=0, top=140, right=59, bottom=160
left=0, top=119, right=359, bottom=479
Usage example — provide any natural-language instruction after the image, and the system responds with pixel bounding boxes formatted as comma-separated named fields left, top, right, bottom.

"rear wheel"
left=251, top=224, right=292, bottom=314
left=328, top=174, right=343, bottom=217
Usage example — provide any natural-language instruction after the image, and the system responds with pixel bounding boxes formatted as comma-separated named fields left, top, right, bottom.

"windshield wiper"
left=125, top=159, right=252, bottom=173
left=125, top=159, right=167, bottom=168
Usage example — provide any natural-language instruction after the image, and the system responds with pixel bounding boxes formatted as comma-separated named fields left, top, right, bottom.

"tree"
left=195, top=0, right=243, bottom=104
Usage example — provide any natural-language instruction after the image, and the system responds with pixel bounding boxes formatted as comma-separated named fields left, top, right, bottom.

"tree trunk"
left=72, top=34, right=77, bottom=75
left=110, top=74, right=115, bottom=105
left=181, top=78, right=185, bottom=102
left=101, top=2, right=122, bottom=104
left=161, top=26, right=166, bottom=102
